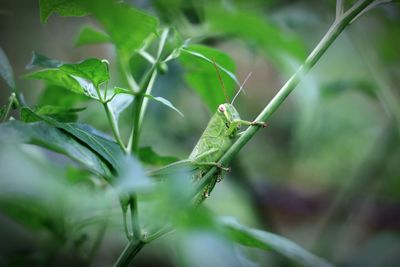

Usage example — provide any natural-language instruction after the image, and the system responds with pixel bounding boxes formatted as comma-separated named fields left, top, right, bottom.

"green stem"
left=1, top=93, right=15, bottom=122
left=95, top=82, right=127, bottom=153
left=103, top=102, right=127, bottom=153
left=128, top=65, right=158, bottom=154
left=113, top=240, right=145, bottom=267
left=129, top=196, right=141, bottom=239
left=128, top=28, right=169, bottom=154
left=195, top=0, right=375, bottom=197
left=120, top=57, right=139, bottom=93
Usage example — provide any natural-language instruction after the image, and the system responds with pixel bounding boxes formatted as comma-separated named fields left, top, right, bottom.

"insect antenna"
left=212, top=58, right=229, bottom=103
left=231, top=72, right=252, bottom=105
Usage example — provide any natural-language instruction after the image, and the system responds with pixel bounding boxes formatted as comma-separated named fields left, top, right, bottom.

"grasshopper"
left=150, top=60, right=266, bottom=202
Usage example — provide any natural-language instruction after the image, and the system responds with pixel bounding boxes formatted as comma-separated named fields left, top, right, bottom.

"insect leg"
left=236, top=119, right=267, bottom=128
left=192, top=161, right=230, bottom=172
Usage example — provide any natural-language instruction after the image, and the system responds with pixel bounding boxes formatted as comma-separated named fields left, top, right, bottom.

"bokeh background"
left=1, top=0, right=400, bottom=266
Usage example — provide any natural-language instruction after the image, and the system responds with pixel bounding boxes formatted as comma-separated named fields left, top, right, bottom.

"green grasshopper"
left=150, top=60, right=266, bottom=201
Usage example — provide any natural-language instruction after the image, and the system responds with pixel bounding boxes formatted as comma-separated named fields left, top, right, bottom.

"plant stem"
left=128, top=65, right=158, bottom=154
left=120, top=57, right=140, bottom=93
left=95, top=82, right=127, bottom=153
left=195, top=0, right=375, bottom=197
left=0, top=93, right=15, bottom=122
left=103, top=102, right=128, bottom=152
left=113, top=239, right=145, bottom=267
left=129, top=196, right=141, bottom=239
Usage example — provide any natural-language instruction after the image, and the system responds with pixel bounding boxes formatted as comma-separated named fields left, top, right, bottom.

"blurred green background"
left=0, top=0, right=400, bottom=266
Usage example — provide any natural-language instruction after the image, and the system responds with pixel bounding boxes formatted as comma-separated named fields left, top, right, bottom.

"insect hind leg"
left=192, top=161, right=230, bottom=172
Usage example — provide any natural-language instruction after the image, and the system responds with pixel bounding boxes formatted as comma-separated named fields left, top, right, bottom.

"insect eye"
left=218, top=105, right=226, bottom=113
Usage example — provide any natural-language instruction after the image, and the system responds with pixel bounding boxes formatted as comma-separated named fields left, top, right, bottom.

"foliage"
left=1, top=0, right=399, bottom=267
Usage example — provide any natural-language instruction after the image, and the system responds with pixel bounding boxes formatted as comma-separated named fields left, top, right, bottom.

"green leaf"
left=108, top=93, right=133, bottom=123
left=60, top=58, right=109, bottom=88
left=205, top=5, right=306, bottom=65
left=0, top=145, right=112, bottom=234
left=179, top=45, right=237, bottom=111
left=112, top=87, right=183, bottom=120
left=39, top=0, right=87, bottom=24
left=22, top=108, right=124, bottom=173
left=24, top=69, right=99, bottom=99
left=27, top=51, right=63, bottom=69
left=87, top=0, right=159, bottom=57
left=0, top=120, right=112, bottom=178
left=28, top=53, right=109, bottom=88
left=144, top=94, right=184, bottom=117
left=138, top=146, right=179, bottom=166
left=181, top=47, right=240, bottom=86
left=114, top=87, right=132, bottom=95
left=39, top=85, right=89, bottom=107
left=74, top=25, right=111, bottom=47
left=0, top=47, right=16, bottom=89
left=24, top=69, right=86, bottom=94
left=39, top=0, right=158, bottom=57
left=25, top=55, right=110, bottom=100
left=21, top=105, right=85, bottom=123
left=220, top=218, right=334, bottom=267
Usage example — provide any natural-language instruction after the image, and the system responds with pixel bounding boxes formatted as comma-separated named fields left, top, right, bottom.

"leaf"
left=179, top=45, right=237, bottom=111
left=220, top=217, right=334, bottom=267
left=114, top=87, right=132, bottom=95
left=39, top=0, right=88, bottom=24
left=0, top=47, right=16, bottom=89
left=21, top=105, right=85, bottom=123
left=22, top=107, right=124, bottom=173
left=144, top=94, right=184, bottom=117
left=108, top=93, right=134, bottom=123
left=181, top=47, right=240, bottom=86
left=205, top=4, right=306, bottom=65
left=138, top=146, right=179, bottom=166
left=0, top=145, right=112, bottom=234
left=24, top=69, right=99, bottom=100
left=27, top=53, right=109, bottom=88
left=39, top=85, right=89, bottom=107
left=0, top=120, right=112, bottom=178
left=86, top=0, right=159, bottom=57
left=60, top=58, right=109, bottom=88
left=74, top=25, right=111, bottom=47
left=39, top=0, right=158, bottom=57
left=24, top=69, right=87, bottom=94
left=111, top=88, right=183, bottom=120
left=25, top=55, right=110, bottom=100
left=27, top=51, right=63, bottom=69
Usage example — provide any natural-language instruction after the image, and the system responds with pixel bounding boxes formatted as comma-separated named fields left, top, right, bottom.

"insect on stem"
left=212, top=58, right=229, bottom=103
